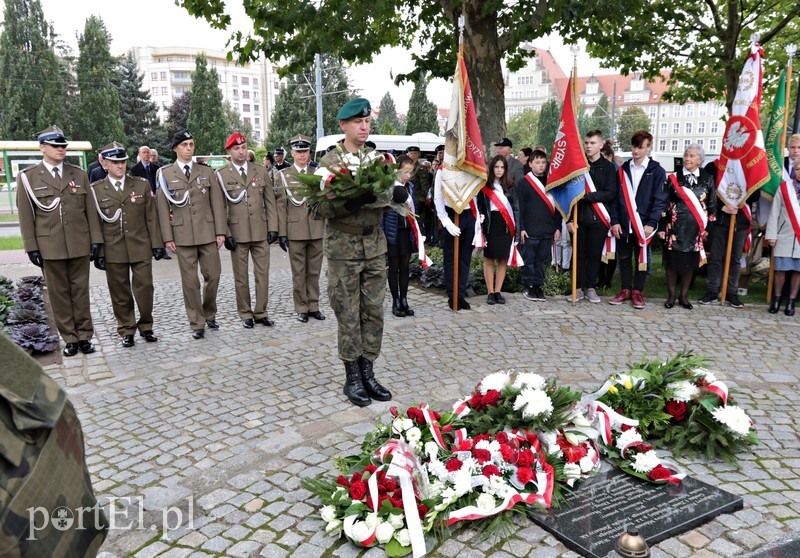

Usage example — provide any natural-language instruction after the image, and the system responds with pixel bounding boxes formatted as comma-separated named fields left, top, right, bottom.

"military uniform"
left=18, top=128, right=102, bottom=351
left=90, top=143, right=163, bottom=342
left=156, top=156, right=226, bottom=332
left=277, top=165, right=325, bottom=315
left=217, top=155, right=278, bottom=322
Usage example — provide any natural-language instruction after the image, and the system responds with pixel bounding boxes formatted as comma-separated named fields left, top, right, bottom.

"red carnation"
left=494, top=432, right=509, bottom=444
left=431, top=410, right=442, bottom=421
left=482, top=464, right=501, bottom=478
left=517, top=449, right=535, bottom=468
left=349, top=480, right=367, bottom=500
left=336, top=475, right=349, bottom=487
left=417, top=504, right=429, bottom=519
left=481, top=390, right=502, bottom=407
left=500, top=444, right=516, bottom=463
left=516, top=466, right=534, bottom=485
left=472, top=448, right=492, bottom=464
left=407, top=407, right=425, bottom=425
left=391, top=497, right=403, bottom=509
left=457, top=439, right=473, bottom=451
left=473, top=433, right=491, bottom=443
left=648, top=465, right=672, bottom=482
left=665, top=400, right=687, bottom=422
left=446, top=458, right=463, bottom=472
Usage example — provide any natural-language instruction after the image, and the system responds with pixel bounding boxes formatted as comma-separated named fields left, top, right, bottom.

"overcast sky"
left=37, top=0, right=607, bottom=114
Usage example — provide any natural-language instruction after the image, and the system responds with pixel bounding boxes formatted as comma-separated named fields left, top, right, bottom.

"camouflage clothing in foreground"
left=0, top=333, right=107, bottom=557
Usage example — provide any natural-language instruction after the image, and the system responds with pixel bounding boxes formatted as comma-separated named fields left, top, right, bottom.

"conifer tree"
left=405, top=77, right=439, bottom=135
left=375, top=92, right=404, bottom=135
left=187, top=53, right=227, bottom=155
left=536, top=98, right=561, bottom=150
left=115, top=50, right=161, bottom=156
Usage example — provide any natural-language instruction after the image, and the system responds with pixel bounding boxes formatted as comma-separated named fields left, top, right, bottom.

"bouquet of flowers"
left=598, top=423, right=686, bottom=484
left=539, top=408, right=601, bottom=487
left=292, top=146, right=399, bottom=207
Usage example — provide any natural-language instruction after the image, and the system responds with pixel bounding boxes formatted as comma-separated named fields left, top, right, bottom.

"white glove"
left=479, top=214, right=485, bottom=224
left=444, top=221, right=461, bottom=237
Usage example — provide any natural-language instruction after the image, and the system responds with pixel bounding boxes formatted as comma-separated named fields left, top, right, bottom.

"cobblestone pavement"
left=22, top=249, right=800, bottom=558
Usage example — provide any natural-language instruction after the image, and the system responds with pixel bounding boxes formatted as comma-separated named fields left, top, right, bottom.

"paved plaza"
left=4, top=247, right=800, bottom=558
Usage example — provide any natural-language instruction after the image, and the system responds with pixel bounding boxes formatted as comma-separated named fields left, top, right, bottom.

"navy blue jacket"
left=613, top=158, right=668, bottom=233
left=380, top=181, right=416, bottom=247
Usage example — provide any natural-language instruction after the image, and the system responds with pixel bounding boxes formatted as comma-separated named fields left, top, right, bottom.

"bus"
left=314, top=132, right=444, bottom=161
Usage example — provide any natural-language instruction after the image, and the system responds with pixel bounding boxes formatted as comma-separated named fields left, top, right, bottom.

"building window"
left=242, top=77, right=249, bottom=86
left=686, top=105, right=694, bottom=117
left=630, top=78, right=644, bottom=91
left=698, top=122, right=705, bottom=134
left=160, top=72, right=167, bottom=81
left=151, top=72, right=158, bottom=81
left=242, top=90, right=250, bottom=99
left=254, top=118, right=260, bottom=128
left=684, top=139, right=691, bottom=149
left=244, top=117, right=251, bottom=125
left=243, top=104, right=250, bottom=112
left=233, top=103, right=239, bottom=111
left=673, top=105, right=681, bottom=117
left=233, top=75, right=239, bottom=85
left=697, top=139, right=704, bottom=147
left=587, top=81, right=599, bottom=94
left=161, top=86, right=168, bottom=95
left=709, top=139, right=717, bottom=151
left=178, top=57, right=186, bottom=62
left=253, top=78, right=259, bottom=87
left=649, top=107, right=657, bottom=119
left=671, top=140, right=679, bottom=151
left=712, top=104, right=722, bottom=117
left=254, top=104, right=260, bottom=112
left=659, top=139, right=667, bottom=151
left=711, top=121, right=719, bottom=134
left=152, top=87, right=159, bottom=96
left=173, top=71, right=189, bottom=80
left=673, top=123, right=680, bottom=134
left=660, top=123, right=667, bottom=135
left=661, top=105, right=668, bottom=118
left=253, top=91, right=260, bottom=101
left=699, top=103, right=707, bottom=117
left=233, top=89, right=239, bottom=99
left=685, top=122, right=692, bottom=134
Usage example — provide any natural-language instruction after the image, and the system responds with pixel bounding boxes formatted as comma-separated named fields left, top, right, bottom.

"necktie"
left=240, top=167, right=247, bottom=181
left=184, top=165, right=191, bottom=180
left=300, top=168, right=306, bottom=174
left=53, top=167, right=60, bottom=180
left=115, top=180, right=122, bottom=192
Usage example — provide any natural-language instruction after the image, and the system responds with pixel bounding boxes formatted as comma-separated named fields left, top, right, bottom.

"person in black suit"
left=88, top=152, right=107, bottom=183
left=131, top=145, right=157, bottom=192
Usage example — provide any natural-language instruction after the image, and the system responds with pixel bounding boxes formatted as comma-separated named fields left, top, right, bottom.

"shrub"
left=11, top=323, right=59, bottom=353
left=0, top=276, right=13, bottom=300
left=0, top=295, right=11, bottom=326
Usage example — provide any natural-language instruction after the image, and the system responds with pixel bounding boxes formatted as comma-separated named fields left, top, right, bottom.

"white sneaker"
left=585, top=289, right=601, bottom=303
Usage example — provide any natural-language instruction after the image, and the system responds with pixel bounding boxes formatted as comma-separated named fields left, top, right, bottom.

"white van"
left=314, top=132, right=444, bottom=160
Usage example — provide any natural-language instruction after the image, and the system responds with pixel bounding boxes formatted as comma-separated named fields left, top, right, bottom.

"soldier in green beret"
left=309, top=97, right=409, bottom=407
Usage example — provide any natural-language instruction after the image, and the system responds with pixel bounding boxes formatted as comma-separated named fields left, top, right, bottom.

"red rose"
left=472, top=448, right=492, bottom=464
left=468, top=393, right=484, bottom=410
left=516, top=466, right=534, bottom=485
left=500, top=444, right=516, bottom=463
left=407, top=407, right=425, bottom=425
left=494, top=432, right=509, bottom=444
left=666, top=400, right=687, bottom=421
left=431, top=410, right=442, bottom=421
left=382, top=477, right=397, bottom=492
left=417, top=504, right=429, bottom=519
left=364, top=464, right=377, bottom=475
left=336, top=475, right=349, bottom=487
left=648, top=465, right=672, bottom=482
left=481, top=390, right=502, bottom=407
left=517, top=449, right=535, bottom=468
left=349, top=480, right=367, bottom=500
left=391, top=497, right=403, bottom=509
left=446, top=458, right=463, bottom=472
left=389, top=406, right=399, bottom=417
left=482, top=464, right=501, bottom=478
left=473, top=433, right=491, bottom=443
left=351, top=472, right=362, bottom=484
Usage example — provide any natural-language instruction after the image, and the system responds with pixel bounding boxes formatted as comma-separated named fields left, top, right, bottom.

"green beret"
left=337, top=97, right=372, bottom=120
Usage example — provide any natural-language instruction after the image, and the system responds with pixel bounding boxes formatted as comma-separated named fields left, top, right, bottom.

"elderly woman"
left=766, top=158, right=800, bottom=316
left=659, top=144, right=716, bottom=309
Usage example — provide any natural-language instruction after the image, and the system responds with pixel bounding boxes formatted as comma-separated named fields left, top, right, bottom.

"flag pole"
left=451, top=14, right=466, bottom=312
left=570, top=45, right=579, bottom=303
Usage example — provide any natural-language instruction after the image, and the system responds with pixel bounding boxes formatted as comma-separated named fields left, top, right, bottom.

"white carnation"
left=631, top=450, right=660, bottom=473
left=512, top=373, right=545, bottom=390
left=388, top=513, right=406, bottom=530
left=476, top=493, right=496, bottom=512
left=320, top=505, right=337, bottom=523
left=512, top=388, right=554, bottom=419
left=711, top=405, right=752, bottom=437
left=475, top=439, right=500, bottom=454
left=616, top=428, right=643, bottom=451
left=667, top=380, right=699, bottom=403
left=579, top=451, right=597, bottom=473
left=694, top=367, right=717, bottom=383
left=563, top=463, right=582, bottom=479
left=479, top=371, right=511, bottom=394
left=395, top=528, right=411, bottom=547
left=375, top=521, right=396, bottom=544
left=405, top=426, right=422, bottom=443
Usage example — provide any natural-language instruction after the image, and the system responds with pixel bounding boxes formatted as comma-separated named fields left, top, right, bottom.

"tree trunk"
left=462, top=2, right=505, bottom=159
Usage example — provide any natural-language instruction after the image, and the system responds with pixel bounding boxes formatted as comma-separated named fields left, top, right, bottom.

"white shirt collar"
left=683, top=167, right=700, bottom=177
left=110, top=176, right=125, bottom=189
left=176, top=160, right=193, bottom=172
left=631, top=157, right=649, bottom=170
left=294, top=164, right=307, bottom=173
left=237, top=163, right=248, bottom=175
left=42, top=160, right=63, bottom=176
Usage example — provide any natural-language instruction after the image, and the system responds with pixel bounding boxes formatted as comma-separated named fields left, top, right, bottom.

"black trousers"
left=441, top=209, right=475, bottom=298
left=706, top=222, right=748, bottom=296
left=572, top=221, right=607, bottom=290
left=617, top=235, right=648, bottom=292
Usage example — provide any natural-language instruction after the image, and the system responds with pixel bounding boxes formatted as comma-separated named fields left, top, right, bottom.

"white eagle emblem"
left=723, top=121, right=750, bottom=151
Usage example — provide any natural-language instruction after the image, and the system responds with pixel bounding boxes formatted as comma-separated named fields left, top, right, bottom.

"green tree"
left=615, top=106, right=651, bottom=151
left=266, top=54, right=353, bottom=150
left=165, top=91, right=191, bottom=139
left=73, top=16, right=126, bottom=149
left=115, top=50, right=161, bottom=156
left=506, top=108, right=540, bottom=149
left=375, top=92, right=404, bottom=135
left=536, top=99, right=561, bottom=151
left=0, top=0, right=64, bottom=138
left=588, top=94, right=611, bottom=137
left=569, top=0, right=800, bottom=112
left=405, top=77, right=439, bottom=135
left=576, top=101, right=592, bottom=138
left=49, top=30, right=78, bottom=133
left=222, top=101, right=254, bottom=146
left=187, top=53, right=227, bottom=155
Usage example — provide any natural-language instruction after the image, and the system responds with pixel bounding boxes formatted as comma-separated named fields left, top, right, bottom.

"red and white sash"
left=584, top=174, right=615, bottom=261
left=468, top=198, right=484, bottom=249
left=481, top=185, right=523, bottom=267
left=619, top=168, right=656, bottom=271
left=741, top=204, right=752, bottom=253
left=668, top=174, right=709, bottom=265
left=524, top=173, right=555, bottom=216
left=779, top=178, right=800, bottom=243
left=406, top=214, right=432, bottom=268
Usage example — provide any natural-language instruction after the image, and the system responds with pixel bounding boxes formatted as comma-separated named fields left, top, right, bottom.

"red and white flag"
left=715, top=43, right=770, bottom=207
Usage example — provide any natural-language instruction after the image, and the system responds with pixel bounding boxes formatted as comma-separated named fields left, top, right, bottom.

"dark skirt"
left=484, top=211, right=512, bottom=260
left=664, top=249, right=699, bottom=274
left=387, top=228, right=412, bottom=257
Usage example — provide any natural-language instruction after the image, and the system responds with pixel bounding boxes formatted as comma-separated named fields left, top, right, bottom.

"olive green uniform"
left=17, top=162, right=102, bottom=344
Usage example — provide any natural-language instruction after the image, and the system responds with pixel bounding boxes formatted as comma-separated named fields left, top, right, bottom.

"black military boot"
left=401, top=297, right=414, bottom=316
left=359, top=356, right=392, bottom=401
left=343, top=360, right=371, bottom=407
left=392, top=298, right=405, bottom=317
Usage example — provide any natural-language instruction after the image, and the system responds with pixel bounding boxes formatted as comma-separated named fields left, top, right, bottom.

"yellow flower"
left=624, top=380, right=633, bottom=390
left=608, top=385, right=619, bottom=394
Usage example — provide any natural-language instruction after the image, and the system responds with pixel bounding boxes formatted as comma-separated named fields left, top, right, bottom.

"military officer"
left=270, top=147, right=291, bottom=182
left=309, top=98, right=408, bottom=407
left=18, top=126, right=103, bottom=357
left=89, top=142, right=165, bottom=347
left=216, top=132, right=279, bottom=328
left=155, top=130, right=227, bottom=339
left=277, top=135, right=325, bottom=323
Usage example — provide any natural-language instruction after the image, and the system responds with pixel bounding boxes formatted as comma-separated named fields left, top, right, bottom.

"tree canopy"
left=187, top=53, right=227, bottom=155
left=615, top=107, right=651, bottom=151
left=405, top=77, right=440, bottom=135
left=507, top=108, right=540, bottom=150
left=536, top=99, right=561, bottom=152
left=375, top=92, right=404, bottom=135
left=115, top=50, right=162, bottom=157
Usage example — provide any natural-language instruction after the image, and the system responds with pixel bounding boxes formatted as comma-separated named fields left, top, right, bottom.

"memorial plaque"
left=530, top=468, right=743, bottom=558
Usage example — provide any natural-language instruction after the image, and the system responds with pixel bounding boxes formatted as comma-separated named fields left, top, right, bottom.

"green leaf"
left=384, top=537, right=412, bottom=557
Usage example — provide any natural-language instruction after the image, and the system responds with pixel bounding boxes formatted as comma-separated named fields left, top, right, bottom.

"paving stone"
left=200, top=535, right=233, bottom=553
left=226, top=540, right=262, bottom=558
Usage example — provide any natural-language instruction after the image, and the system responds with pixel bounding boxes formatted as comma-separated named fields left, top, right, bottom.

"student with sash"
left=517, top=150, right=561, bottom=301
left=766, top=159, right=800, bottom=316
left=659, top=144, right=716, bottom=310
left=609, top=131, right=668, bottom=309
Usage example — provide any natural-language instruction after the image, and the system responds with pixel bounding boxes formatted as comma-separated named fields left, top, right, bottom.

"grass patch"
left=0, top=236, right=24, bottom=251
left=0, top=214, right=18, bottom=222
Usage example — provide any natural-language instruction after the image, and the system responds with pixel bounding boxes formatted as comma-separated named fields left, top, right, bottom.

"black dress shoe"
left=162, top=253, right=172, bottom=260
left=495, top=292, right=506, bottom=305
left=664, top=298, right=675, bottom=309
left=309, top=310, right=326, bottom=320
left=63, top=342, right=78, bottom=357
left=457, top=297, right=471, bottom=310
left=78, top=340, right=95, bottom=354
left=786, top=299, right=796, bottom=317
left=140, top=331, right=158, bottom=342
left=392, top=298, right=406, bottom=317
left=121, top=335, right=135, bottom=348
left=297, top=312, right=309, bottom=323
left=769, top=297, right=782, bottom=314
left=679, top=299, right=694, bottom=310
left=255, top=317, right=274, bottom=326
left=205, top=319, right=219, bottom=329
left=192, top=329, right=205, bottom=339
left=242, top=318, right=254, bottom=329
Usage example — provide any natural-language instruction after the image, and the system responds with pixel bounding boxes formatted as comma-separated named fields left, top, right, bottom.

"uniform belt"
left=329, top=221, right=374, bottom=235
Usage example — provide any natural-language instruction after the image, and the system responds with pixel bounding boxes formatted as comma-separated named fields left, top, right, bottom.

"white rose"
left=320, top=505, right=337, bottom=523
left=375, top=521, right=396, bottom=544
left=476, top=493, right=496, bottom=512
left=392, top=418, right=406, bottom=433
left=325, top=519, right=342, bottom=534
left=349, top=519, right=373, bottom=542
left=395, top=528, right=411, bottom=547
left=388, top=512, right=405, bottom=529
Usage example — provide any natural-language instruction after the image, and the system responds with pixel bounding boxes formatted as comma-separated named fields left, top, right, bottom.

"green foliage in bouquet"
left=292, top=147, right=399, bottom=207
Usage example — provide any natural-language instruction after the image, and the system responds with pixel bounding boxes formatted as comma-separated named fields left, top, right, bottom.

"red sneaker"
left=609, top=289, right=631, bottom=305
left=631, top=290, right=645, bottom=309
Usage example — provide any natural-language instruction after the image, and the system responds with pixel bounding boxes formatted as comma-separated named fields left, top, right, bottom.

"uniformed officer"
left=309, top=98, right=408, bottom=407
left=217, top=132, right=279, bottom=328
left=155, top=130, right=227, bottom=339
left=18, top=125, right=103, bottom=357
left=90, top=142, right=165, bottom=347
left=277, top=134, right=325, bottom=323
left=270, top=147, right=291, bottom=181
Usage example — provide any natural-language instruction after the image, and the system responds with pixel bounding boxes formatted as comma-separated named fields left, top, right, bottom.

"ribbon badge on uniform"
left=69, top=180, right=78, bottom=193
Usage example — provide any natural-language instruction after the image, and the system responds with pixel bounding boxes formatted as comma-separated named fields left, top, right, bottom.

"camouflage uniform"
left=0, top=333, right=107, bottom=556
left=309, top=146, right=394, bottom=362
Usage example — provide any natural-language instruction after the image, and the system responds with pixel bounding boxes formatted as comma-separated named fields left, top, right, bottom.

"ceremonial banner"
left=546, top=77, right=589, bottom=219
left=763, top=69, right=787, bottom=200
left=716, top=44, right=770, bottom=207
left=439, top=50, right=487, bottom=213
